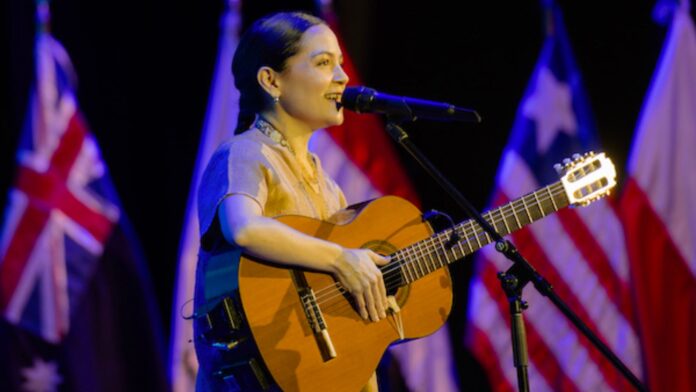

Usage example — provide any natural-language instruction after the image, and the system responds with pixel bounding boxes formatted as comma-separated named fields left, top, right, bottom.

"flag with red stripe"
left=619, top=2, right=696, bottom=391
left=0, top=13, right=166, bottom=391
left=466, top=2, right=642, bottom=390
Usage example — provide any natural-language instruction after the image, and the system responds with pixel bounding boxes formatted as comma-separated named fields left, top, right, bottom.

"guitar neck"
left=386, top=181, right=569, bottom=284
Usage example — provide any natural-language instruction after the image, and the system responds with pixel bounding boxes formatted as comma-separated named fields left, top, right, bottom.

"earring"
left=272, top=96, right=280, bottom=104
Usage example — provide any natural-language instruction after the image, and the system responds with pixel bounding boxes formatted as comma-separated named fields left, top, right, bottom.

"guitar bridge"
left=298, top=284, right=337, bottom=361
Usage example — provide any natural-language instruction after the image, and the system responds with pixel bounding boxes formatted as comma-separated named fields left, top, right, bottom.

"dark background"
left=3, top=0, right=682, bottom=388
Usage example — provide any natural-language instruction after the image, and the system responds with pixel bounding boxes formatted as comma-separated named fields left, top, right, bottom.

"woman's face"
left=276, top=24, right=349, bottom=130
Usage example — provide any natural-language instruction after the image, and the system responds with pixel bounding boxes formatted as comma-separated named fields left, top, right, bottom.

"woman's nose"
left=334, top=64, right=349, bottom=85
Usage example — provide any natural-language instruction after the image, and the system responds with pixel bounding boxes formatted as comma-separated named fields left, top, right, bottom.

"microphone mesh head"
left=340, top=86, right=376, bottom=113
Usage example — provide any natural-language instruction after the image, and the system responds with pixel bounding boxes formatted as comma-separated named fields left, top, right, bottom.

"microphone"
left=339, top=86, right=481, bottom=123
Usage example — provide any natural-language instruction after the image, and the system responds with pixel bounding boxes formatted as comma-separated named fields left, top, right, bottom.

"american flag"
left=0, top=30, right=119, bottom=343
left=466, top=2, right=643, bottom=391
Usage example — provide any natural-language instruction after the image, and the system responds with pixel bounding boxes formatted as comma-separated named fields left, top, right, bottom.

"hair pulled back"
left=232, top=12, right=325, bottom=134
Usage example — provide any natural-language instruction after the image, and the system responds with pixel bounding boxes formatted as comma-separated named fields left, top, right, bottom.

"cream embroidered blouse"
left=197, top=127, right=347, bottom=246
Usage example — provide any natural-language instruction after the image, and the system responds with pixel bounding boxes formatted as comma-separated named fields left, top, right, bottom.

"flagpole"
left=36, top=0, right=51, bottom=34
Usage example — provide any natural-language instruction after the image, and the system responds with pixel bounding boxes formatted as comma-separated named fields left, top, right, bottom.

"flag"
left=312, top=6, right=460, bottom=392
left=619, top=1, right=696, bottom=391
left=466, top=2, right=643, bottom=391
left=168, top=1, right=241, bottom=391
left=0, top=7, right=167, bottom=392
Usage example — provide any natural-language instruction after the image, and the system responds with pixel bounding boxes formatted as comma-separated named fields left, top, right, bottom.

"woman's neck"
left=259, top=109, right=313, bottom=160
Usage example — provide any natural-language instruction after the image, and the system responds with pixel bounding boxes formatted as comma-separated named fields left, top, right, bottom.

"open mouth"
left=325, top=92, right=342, bottom=102
left=325, top=93, right=343, bottom=110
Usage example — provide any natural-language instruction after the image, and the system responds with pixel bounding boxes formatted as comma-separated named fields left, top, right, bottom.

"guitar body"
left=238, top=196, right=453, bottom=391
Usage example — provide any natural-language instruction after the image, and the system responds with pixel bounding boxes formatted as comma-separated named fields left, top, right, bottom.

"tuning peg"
left=563, top=158, right=573, bottom=168
left=572, top=153, right=582, bottom=161
left=554, top=163, right=564, bottom=174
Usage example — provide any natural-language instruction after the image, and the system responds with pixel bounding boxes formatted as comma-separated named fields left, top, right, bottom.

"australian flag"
left=466, top=1, right=643, bottom=390
left=0, top=24, right=168, bottom=392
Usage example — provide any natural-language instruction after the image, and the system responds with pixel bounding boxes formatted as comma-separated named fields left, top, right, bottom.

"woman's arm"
left=218, top=194, right=388, bottom=322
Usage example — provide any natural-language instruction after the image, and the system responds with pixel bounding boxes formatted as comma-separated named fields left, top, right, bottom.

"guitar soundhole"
left=360, top=240, right=405, bottom=298
left=384, top=268, right=405, bottom=297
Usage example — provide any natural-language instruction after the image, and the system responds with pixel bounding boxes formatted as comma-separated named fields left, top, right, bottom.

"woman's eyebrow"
left=309, top=50, right=343, bottom=60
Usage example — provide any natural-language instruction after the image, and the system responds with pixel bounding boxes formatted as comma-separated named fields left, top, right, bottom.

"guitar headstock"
left=554, top=151, right=617, bottom=207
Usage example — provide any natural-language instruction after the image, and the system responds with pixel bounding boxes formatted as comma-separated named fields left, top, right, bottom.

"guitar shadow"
left=250, top=276, right=307, bottom=391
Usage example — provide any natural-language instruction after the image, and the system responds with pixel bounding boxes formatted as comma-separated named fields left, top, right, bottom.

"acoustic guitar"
left=202, top=152, right=617, bottom=391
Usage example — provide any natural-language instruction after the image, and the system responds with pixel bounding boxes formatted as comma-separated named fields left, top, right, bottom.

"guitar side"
left=238, top=196, right=454, bottom=392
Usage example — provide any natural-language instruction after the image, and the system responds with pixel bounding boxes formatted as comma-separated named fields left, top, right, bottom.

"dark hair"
left=232, top=12, right=325, bottom=134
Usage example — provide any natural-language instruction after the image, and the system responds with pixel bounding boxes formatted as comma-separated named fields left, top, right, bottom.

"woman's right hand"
left=332, top=248, right=390, bottom=322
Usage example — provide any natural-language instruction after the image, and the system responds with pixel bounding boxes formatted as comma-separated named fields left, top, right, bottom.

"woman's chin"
left=330, top=111, right=345, bottom=126
left=308, top=112, right=344, bottom=130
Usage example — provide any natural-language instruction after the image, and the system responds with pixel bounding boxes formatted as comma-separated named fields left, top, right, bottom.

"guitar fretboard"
left=384, top=181, right=569, bottom=285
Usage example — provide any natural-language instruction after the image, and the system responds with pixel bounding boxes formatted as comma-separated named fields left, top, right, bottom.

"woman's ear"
left=257, top=66, right=281, bottom=99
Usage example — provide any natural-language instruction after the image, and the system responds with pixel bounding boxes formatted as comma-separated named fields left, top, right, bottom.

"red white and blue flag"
left=0, top=31, right=120, bottom=344
left=0, top=9, right=167, bottom=391
left=620, top=1, right=696, bottom=390
left=466, top=2, right=643, bottom=391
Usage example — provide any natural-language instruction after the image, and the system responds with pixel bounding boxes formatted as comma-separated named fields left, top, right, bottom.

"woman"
left=193, top=12, right=387, bottom=391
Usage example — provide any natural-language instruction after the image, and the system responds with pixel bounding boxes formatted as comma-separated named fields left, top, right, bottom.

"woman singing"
left=193, top=12, right=387, bottom=391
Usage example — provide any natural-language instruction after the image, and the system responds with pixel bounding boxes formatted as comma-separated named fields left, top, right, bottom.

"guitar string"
left=316, top=187, right=558, bottom=303
left=313, top=185, right=569, bottom=317
left=313, top=182, right=564, bottom=299
left=312, top=183, right=565, bottom=304
left=312, top=183, right=570, bottom=307
left=318, top=187, right=572, bottom=311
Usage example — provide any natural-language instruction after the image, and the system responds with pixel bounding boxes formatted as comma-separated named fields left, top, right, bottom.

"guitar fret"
left=469, top=219, right=483, bottom=249
left=533, top=192, right=546, bottom=217
left=511, top=200, right=522, bottom=229
left=501, top=205, right=511, bottom=235
left=400, top=252, right=413, bottom=283
left=521, top=196, right=533, bottom=222
left=483, top=213, right=493, bottom=243
left=432, top=235, right=444, bottom=269
left=444, top=228, right=457, bottom=261
left=461, top=224, right=474, bottom=253
left=455, top=228, right=467, bottom=260
left=423, top=238, right=433, bottom=274
left=412, top=241, right=424, bottom=279
left=420, top=240, right=430, bottom=278
left=435, top=231, right=454, bottom=269
left=434, top=234, right=445, bottom=268
left=546, top=185, right=559, bottom=211
left=433, top=235, right=443, bottom=268
left=405, top=247, right=416, bottom=282
left=423, top=237, right=435, bottom=276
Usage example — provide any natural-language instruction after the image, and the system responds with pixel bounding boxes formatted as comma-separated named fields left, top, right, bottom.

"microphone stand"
left=383, top=118, right=646, bottom=392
